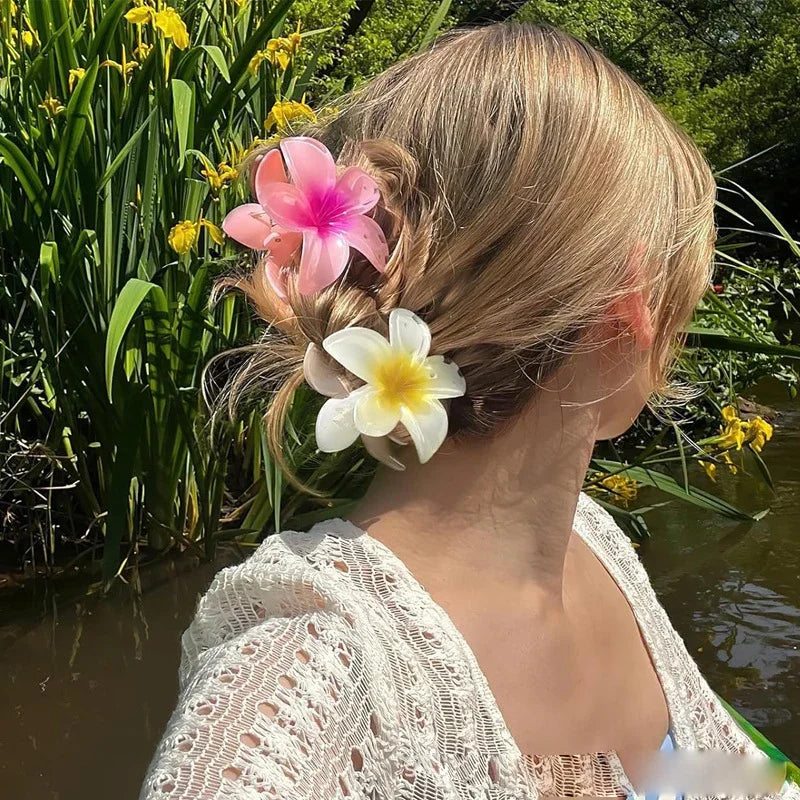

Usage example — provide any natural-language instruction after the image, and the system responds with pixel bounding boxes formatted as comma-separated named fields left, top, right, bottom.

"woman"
left=141, top=23, right=796, bottom=799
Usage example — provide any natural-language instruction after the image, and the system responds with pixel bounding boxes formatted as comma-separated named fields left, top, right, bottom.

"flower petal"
left=260, top=182, right=313, bottom=230
left=303, top=343, right=348, bottom=399
left=264, top=258, right=288, bottom=301
left=342, top=214, right=389, bottom=274
left=315, top=395, right=360, bottom=453
left=361, top=434, right=406, bottom=471
left=389, top=308, right=431, bottom=361
left=254, top=148, right=287, bottom=207
left=354, top=390, right=402, bottom=437
left=280, top=136, right=337, bottom=196
left=222, top=204, right=272, bottom=249
left=264, top=229, right=302, bottom=266
left=322, top=326, right=392, bottom=384
left=336, top=166, right=381, bottom=215
left=298, top=231, right=350, bottom=295
left=400, top=400, right=449, bottom=464
left=424, top=355, right=467, bottom=399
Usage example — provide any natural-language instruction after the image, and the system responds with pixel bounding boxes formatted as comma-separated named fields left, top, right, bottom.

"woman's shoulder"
left=179, top=518, right=378, bottom=685
left=143, top=521, right=406, bottom=800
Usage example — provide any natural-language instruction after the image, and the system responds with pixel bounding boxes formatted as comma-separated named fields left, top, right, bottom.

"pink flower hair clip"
left=222, top=136, right=390, bottom=298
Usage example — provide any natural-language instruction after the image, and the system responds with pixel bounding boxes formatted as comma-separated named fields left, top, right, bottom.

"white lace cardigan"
left=140, top=493, right=799, bottom=800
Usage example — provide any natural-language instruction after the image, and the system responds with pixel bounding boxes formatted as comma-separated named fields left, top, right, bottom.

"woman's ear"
left=613, top=290, right=654, bottom=350
left=611, top=241, right=654, bottom=351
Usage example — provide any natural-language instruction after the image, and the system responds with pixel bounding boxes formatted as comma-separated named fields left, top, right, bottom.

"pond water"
left=1, top=396, right=798, bottom=800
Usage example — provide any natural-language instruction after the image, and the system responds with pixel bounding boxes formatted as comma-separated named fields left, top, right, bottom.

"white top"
left=140, top=493, right=798, bottom=799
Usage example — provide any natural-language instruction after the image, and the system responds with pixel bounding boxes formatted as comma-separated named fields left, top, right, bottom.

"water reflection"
left=0, top=551, right=242, bottom=800
left=640, top=398, right=800, bottom=753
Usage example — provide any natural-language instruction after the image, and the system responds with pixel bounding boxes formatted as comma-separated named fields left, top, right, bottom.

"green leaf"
left=592, top=459, right=759, bottom=520
left=198, top=0, right=296, bottom=132
left=171, top=79, right=195, bottom=170
left=0, top=134, right=46, bottom=215
left=52, top=58, right=99, bottom=204
left=591, top=498, right=651, bottom=540
left=418, top=0, right=451, bottom=52
left=103, top=393, right=144, bottom=583
left=722, top=178, right=800, bottom=259
left=87, top=0, right=129, bottom=61
left=39, top=241, right=59, bottom=291
left=106, top=278, right=163, bottom=401
left=98, top=107, right=157, bottom=191
left=686, top=327, right=800, bottom=360
left=747, top=444, right=775, bottom=491
left=198, top=45, right=231, bottom=83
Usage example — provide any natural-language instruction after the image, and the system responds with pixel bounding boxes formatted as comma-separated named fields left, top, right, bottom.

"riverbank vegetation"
left=1, top=0, right=799, bottom=584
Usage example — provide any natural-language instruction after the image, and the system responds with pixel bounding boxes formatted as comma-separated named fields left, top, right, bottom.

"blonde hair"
left=212, top=22, right=716, bottom=482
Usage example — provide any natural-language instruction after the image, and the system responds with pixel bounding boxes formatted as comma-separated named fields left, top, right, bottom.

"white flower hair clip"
left=304, top=309, right=466, bottom=469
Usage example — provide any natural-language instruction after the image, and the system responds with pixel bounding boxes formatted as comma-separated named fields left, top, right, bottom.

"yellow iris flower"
left=101, top=47, right=139, bottom=81
left=699, top=460, right=717, bottom=482
left=716, top=405, right=774, bottom=453
left=745, top=416, right=774, bottom=453
left=124, top=3, right=189, bottom=50
left=154, top=7, right=190, bottom=50
left=168, top=219, right=224, bottom=255
left=38, top=93, right=66, bottom=118
left=68, top=68, right=86, bottom=92
left=168, top=221, right=197, bottom=255
left=202, top=162, right=239, bottom=194
left=124, top=5, right=153, bottom=24
left=133, top=42, right=153, bottom=61
left=594, top=473, right=639, bottom=506
left=264, top=99, right=316, bottom=132
left=248, top=28, right=302, bottom=75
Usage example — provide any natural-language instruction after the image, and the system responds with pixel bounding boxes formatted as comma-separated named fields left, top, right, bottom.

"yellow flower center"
left=372, top=354, right=431, bottom=414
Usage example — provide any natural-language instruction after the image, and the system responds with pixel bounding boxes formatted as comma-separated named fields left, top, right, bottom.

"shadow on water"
left=0, top=394, right=798, bottom=799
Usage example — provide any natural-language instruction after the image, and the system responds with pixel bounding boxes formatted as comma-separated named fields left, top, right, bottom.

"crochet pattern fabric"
left=140, top=494, right=799, bottom=799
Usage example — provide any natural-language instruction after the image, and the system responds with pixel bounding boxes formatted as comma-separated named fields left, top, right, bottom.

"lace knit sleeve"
left=139, top=535, right=379, bottom=800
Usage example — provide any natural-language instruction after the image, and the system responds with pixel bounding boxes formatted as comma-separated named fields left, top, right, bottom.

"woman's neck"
left=349, top=388, right=601, bottom=607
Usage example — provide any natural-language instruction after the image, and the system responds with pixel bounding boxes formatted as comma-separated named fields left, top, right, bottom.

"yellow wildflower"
left=154, top=7, right=189, bottom=50
left=21, top=27, right=37, bottom=48
left=248, top=50, right=268, bottom=75
left=38, top=93, right=66, bottom=118
left=264, top=99, right=316, bottom=132
left=169, top=221, right=197, bottom=255
left=124, top=4, right=154, bottom=24
left=250, top=31, right=302, bottom=75
left=102, top=47, right=138, bottom=81
left=721, top=405, right=738, bottom=424
left=199, top=218, right=225, bottom=245
left=238, top=136, right=278, bottom=160
left=745, top=416, right=773, bottom=453
left=595, top=473, right=638, bottom=506
left=699, top=460, right=717, bottom=482
left=266, top=38, right=291, bottom=70
left=282, top=21, right=304, bottom=57
left=202, top=161, right=238, bottom=194
left=718, top=418, right=745, bottom=450
left=168, top=218, right=224, bottom=254
left=287, top=28, right=302, bottom=56
left=68, top=67, right=86, bottom=92
left=721, top=451, right=739, bottom=475
left=133, top=41, right=153, bottom=61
